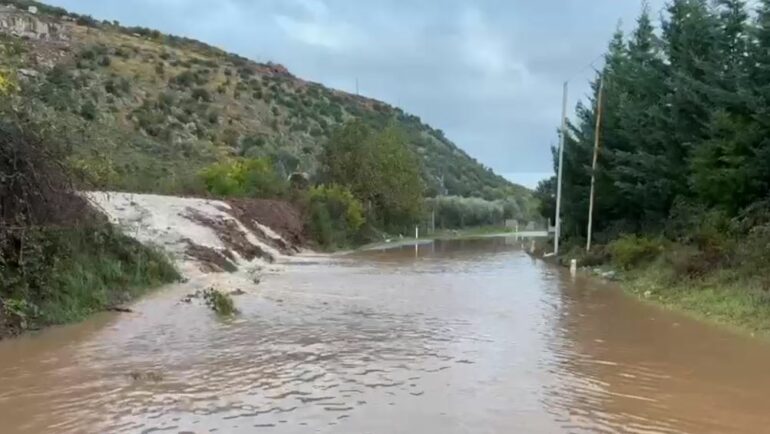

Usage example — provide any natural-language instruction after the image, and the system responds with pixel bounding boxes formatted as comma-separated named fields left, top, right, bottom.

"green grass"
left=615, top=260, right=770, bottom=336
left=1, top=225, right=179, bottom=332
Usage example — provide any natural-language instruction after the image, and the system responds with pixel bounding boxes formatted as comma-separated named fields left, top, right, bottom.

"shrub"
left=202, top=288, right=237, bottom=316
left=192, top=87, right=212, bottom=102
left=80, top=101, right=97, bottom=120
left=608, top=235, right=663, bottom=270
left=171, top=70, right=199, bottom=87
left=306, top=185, right=365, bottom=248
left=199, top=157, right=287, bottom=198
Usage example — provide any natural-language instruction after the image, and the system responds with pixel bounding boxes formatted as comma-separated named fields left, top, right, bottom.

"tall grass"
left=2, top=225, right=179, bottom=329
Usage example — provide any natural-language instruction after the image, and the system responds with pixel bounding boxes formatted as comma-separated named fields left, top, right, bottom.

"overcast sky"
left=48, top=0, right=665, bottom=188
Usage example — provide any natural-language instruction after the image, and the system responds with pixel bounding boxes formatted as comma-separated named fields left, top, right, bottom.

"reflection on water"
left=2, top=237, right=770, bottom=433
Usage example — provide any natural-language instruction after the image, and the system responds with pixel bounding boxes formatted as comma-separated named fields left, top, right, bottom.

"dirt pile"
left=226, top=199, right=305, bottom=252
left=183, top=207, right=275, bottom=263
left=88, top=192, right=306, bottom=278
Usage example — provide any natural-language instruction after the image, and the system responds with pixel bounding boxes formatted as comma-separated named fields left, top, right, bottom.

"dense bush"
left=191, top=87, right=212, bottom=102
left=305, top=185, right=365, bottom=248
left=202, top=288, right=237, bottom=316
left=199, top=157, right=287, bottom=198
left=608, top=235, right=663, bottom=270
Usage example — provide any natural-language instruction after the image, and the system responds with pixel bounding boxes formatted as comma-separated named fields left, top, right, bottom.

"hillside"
left=0, top=0, right=531, bottom=209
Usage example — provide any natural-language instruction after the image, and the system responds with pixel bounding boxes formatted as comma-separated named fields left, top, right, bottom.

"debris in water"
left=128, top=371, right=164, bottom=382
left=203, top=288, right=238, bottom=316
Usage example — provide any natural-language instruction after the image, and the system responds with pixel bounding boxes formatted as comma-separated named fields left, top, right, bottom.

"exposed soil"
left=226, top=199, right=305, bottom=251
left=184, top=241, right=238, bottom=273
left=183, top=208, right=275, bottom=263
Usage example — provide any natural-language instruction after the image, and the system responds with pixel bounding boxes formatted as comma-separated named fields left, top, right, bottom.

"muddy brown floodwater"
left=3, top=237, right=770, bottom=433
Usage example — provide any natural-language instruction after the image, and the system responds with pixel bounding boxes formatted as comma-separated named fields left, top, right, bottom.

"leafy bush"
left=306, top=185, right=365, bottom=248
left=192, top=87, right=212, bottom=102
left=608, top=235, right=663, bottom=270
left=199, top=157, right=287, bottom=198
left=202, top=288, right=237, bottom=316
left=80, top=100, right=97, bottom=120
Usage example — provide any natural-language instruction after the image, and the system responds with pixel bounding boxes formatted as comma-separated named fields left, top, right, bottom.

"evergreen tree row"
left=537, top=0, right=770, bottom=242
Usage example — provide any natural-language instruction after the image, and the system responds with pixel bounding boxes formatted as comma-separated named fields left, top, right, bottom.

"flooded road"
left=2, top=237, right=770, bottom=433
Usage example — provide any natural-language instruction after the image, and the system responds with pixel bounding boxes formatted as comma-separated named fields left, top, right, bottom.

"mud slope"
left=87, top=192, right=304, bottom=283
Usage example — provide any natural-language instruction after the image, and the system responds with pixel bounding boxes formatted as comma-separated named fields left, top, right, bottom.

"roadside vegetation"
left=202, top=288, right=237, bottom=317
left=537, top=0, right=770, bottom=334
left=0, top=92, right=178, bottom=338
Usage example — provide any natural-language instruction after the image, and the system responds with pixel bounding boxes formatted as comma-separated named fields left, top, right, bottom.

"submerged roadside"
left=535, top=235, right=770, bottom=338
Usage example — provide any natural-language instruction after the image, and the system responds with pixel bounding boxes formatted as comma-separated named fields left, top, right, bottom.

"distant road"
left=512, top=231, right=549, bottom=238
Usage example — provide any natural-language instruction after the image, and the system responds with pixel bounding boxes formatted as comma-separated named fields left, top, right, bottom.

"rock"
left=600, top=270, right=618, bottom=281
left=229, top=289, right=246, bottom=296
left=18, top=68, right=39, bottom=78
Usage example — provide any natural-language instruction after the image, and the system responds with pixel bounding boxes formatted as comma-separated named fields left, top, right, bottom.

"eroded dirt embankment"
left=87, top=192, right=306, bottom=280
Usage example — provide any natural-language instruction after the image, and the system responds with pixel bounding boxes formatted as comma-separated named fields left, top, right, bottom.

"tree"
left=534, top=177, right=556, bottom=222
left=319, top=120, right=424, bottom=231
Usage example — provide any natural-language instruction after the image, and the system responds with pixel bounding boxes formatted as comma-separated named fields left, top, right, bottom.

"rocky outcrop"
left=0, top=6, right=68, bottom=41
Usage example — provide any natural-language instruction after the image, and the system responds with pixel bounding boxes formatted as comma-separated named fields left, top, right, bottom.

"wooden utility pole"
left=586, top=75, right=605, bottom=252
left=554, top=81, right=568, bottom=256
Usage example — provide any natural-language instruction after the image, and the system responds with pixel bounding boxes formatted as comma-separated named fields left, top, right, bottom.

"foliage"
left=607, top=235, right=663, bottom=270
left=202, top=288, right=237, bottom=316
left=305, top=185, right=365, bottom=248
left=555, top=1, right=770, bottom=243
left=199, top=157, right=287, bottom=198
left=0, top=70, right=13, bottom=94
left=0, top=1, right=530, bottom=205
left=533, top=176, right=556, bottom=222
left=0, top=108, right=178, bottom=334
left=425, top=195, right=524, bottom=229
left=319, top=121, right=424, bottom=231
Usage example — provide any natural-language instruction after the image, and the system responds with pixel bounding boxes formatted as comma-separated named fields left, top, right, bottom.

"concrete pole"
left=586, top=75, right=605, bottom=252
left=554, top=81, right=568, bottom=256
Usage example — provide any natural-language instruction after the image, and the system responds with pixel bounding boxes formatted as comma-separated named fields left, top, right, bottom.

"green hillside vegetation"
left=0, top=98, right=178, bottom=337
left=537, top=0, right=770, bottom=334
left=0, top=0, right=529, bottom=206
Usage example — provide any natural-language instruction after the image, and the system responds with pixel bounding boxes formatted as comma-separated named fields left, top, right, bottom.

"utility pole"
left=586, top=75, right=605, bottom=252
left=554, top=81, right=568, bottom=256
left=356, top=77, right=359, bottom=96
